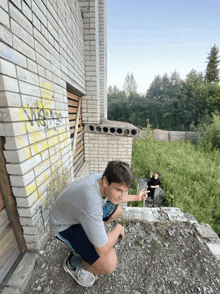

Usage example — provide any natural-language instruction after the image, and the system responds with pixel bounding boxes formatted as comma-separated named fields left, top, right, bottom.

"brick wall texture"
left=0, top=0, right=133, bottom=251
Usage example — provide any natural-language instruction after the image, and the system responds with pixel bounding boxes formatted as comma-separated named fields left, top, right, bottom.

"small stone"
left=44, top=286, right=50, bottom=294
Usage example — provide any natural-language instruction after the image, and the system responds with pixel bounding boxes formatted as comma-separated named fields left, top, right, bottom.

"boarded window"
left=67, top=90, right=85, bottom=176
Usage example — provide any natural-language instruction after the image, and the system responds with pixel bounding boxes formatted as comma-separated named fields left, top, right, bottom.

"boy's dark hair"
left=156, top=172, right=161, bottom=177
left=102, top=161, right=134, bottom=188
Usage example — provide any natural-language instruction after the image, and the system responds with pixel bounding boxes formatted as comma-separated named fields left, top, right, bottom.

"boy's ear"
left=102, top=176, right=109, bottom=187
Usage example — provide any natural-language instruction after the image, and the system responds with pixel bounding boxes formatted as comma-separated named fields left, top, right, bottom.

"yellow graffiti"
left=16, top=81, right=71, bottom=209
left=17, top=82, right=68, bottom=158
left=41, top=82, right=55, bottom=100
left=26, top=181, right=37, bottom=195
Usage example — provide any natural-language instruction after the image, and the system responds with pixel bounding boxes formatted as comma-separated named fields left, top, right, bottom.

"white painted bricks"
left=85, top=132, right=132, bottom=174
left=0, top=0, right=108, bottom=252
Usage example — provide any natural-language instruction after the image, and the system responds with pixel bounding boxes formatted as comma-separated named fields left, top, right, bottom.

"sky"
left=107, top=0, right=220, bottom=94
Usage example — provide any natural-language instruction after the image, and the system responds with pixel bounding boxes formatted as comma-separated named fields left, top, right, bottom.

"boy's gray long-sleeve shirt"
left=49, top=174, right=108, bottom=248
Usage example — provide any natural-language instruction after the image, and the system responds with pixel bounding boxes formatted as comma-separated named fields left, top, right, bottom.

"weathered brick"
left=11, top=19, right=34, bottom=47
left=0, top=7, right=10, bottom=27
left=3, top=121, right=26, bottom=136
left=23, top=225, right=36, bottom=235
left=16, top=191, right=38, bottom=208
left=0, top=42, right=28, bottom=68
left=10, top=0, right=21, bottom=10
left=0, top=24, right=12, bottom=46
left=33, top=27, right=48, bottom=49
left=6, top=154, right=41, bottom=175
left=17, top=198, right=40, bottom=217
left=9, top=2, right=32, bottom=33
left=0, top=58, right=17, bottom=78
left=22, top=1, right=32, bottom=21
left=35, top=39, right=50, bottom=60
left=33, top=13, right=41, bottom=30
left=36, top=52, right=51, bottom=71
left=0, top=0, right=8, bottom=11
left=27, top=59, right=38, bottom=73
left=12, top=180, right=37, bottom=197
left=4, top=147, right=31, bottom=163
left=19, top=81, right=41, bottom=96
left=34, top=158, right=51, bottom=177
left=5, top=134, right=28, bottom=150
left=32, top=1, right=47, bottom=27
left=13, top=35, right=36, bottom=60
left=37, top=64, right=46, bottom=77
left=34, top=0, right=47, bottom=16
left=10, top=170, right=35, bottom=186
left=17, top=66, right=39, bottom=86
left=0, top=75, right=19, bottom=92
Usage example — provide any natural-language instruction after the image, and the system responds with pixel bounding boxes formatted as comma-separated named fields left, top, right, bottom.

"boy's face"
left=103, top=177, right=129, bottom=204
left=154, top=173, right=159, bottom=179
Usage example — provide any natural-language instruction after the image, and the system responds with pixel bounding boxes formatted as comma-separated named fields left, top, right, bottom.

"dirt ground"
left=23, top=216, right=220, bottom=294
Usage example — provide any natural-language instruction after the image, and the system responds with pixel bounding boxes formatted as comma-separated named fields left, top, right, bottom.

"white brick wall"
left=0, top=0, right=89, bottom=250
left=85, top=132, right=133, bottom=174
left=0, top=0, right=119, bottom=251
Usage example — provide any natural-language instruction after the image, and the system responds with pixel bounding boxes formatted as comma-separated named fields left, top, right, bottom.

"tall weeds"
left=132, top=128, right=220, bottom=236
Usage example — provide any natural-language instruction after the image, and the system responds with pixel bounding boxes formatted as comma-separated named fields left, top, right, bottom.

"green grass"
left=131, top=130, right=220, bottom=236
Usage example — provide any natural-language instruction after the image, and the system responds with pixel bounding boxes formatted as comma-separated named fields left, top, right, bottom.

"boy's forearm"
left=118, top=194, right=138, bottom=203
left=106, top=225, right=122, bottom=251
left=95, top=225, right=122, bottom=257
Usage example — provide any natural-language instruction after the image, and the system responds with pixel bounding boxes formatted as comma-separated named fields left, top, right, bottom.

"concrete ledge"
left=194, top=223, right=219, bottom=241
left=2, top=253, right=38, bottom=294
left=206, top=243, right=220, bottom=261
left=123, top=207, right=220, bottom=263
left=124, top=207, right=187, bottom=223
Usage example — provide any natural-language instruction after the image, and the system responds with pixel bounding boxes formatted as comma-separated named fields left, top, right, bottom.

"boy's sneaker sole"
left=63, top=255, right=95, bottom=287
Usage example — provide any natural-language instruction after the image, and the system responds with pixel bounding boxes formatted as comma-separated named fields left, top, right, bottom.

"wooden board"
left=67, top=92, right=80, bottom=101
left=67, top=91, right=85, bottom=177
left=0, top=229, right=18, bottom=269
left=0, top=190, right=4, bottom=212
left=0, top=247, right=19, bottom=284
left=0, top=209, right=10, bottom=237
left=0, top=136, right=25, bottom=283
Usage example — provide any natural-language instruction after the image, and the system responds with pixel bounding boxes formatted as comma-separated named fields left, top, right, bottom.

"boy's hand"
left=137, top=189, right=148, bottom=201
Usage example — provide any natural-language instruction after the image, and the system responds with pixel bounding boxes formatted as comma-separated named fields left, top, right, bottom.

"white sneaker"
left=63, top=253, right=95, bottom=287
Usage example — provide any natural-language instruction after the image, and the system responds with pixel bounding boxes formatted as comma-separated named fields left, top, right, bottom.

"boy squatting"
left=49, top=161, right=147, bottom=287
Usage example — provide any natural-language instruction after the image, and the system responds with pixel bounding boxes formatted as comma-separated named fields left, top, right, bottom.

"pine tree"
left=205, top=44, right=220, bottom=83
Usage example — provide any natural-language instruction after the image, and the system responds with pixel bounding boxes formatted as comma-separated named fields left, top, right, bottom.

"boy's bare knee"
left=93, top=249, right=117, bottom=275
left=112, top=204, right=122, bottom=220
left=106, top=250, right=117, bottom=273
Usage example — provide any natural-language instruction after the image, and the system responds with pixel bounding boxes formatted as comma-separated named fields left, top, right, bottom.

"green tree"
left=108, top=86, right=126, bottom=106
left=206, top=83, right=220, bottom=113
left=205, top=44, right=220, bottom=83
left=182, top=69, right=207, bottom=127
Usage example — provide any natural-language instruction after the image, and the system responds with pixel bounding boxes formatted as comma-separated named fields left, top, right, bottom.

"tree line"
left=108, top=45, right=220, bottom=131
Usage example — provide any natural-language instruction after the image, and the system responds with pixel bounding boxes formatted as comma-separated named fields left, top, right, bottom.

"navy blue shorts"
left=57, top=201, right=118, bottom=265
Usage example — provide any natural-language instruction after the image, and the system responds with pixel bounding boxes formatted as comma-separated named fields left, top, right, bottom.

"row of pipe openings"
left=89, top=125, right=137, bottom=136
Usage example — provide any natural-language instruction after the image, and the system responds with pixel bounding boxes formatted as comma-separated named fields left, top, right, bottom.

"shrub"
left=192, top=112, right=220, bottom=152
